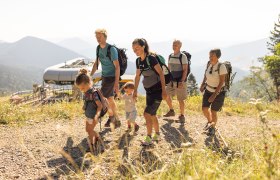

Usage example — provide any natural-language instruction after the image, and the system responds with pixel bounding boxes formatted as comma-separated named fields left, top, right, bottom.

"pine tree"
left=187, top=73, right=199, bottom=96
left=267, top=14, right=280, bottom=53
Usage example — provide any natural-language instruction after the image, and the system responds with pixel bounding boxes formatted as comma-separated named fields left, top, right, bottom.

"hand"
left=178, top=82, right=184, bottom=89
left=133, top=91, right=138, bottom=101
left=114, top=83, right=119, bottom=95
left=200, top=84, right=206, bottom=92
left=162, top=90, right=167, bottom=100
left=208, top=93, right=217, bottom=103
left=94, top=115, right=99, bottom=123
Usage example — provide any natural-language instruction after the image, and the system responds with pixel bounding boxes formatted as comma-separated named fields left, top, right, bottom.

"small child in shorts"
left=75, top=69, right=102, bottom=147
left=119, top=82, right=139, bottom=132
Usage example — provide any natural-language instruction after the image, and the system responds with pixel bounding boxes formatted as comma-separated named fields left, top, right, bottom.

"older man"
left=164, top=40, right=188, bottom=123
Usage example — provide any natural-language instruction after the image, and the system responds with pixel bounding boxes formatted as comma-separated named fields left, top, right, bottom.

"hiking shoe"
left=203, top=122, right=211, bottom=131
left=142, top=136, right=153, bottom=146
left=134, top=124, right=140, bottom=132
left=112, top=119, right=121, bottom=128
left=163, top=109, right=175, bottom=117
left=152, top=133, right=161, bottom=142
left=104, top=118, right=111, bottom=128
left=206, top=126, right=216, bottom=136
left=178, top=115, right=185, bottom=123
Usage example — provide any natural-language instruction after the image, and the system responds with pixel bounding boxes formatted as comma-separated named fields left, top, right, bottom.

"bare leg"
left=202, top=107, right=212, bottom=123
left=210, top=110, right=218, bottom=127
left=144, top=112, right=153, bottom=136
left=107, top=97, right=118, bottom=118
left=151, top=115, right=160, bottom=133
left=178, top=100, right=185, bottom=115
left=165, top=95, right=173, bottom=110
left=86, top=120, right=98, bottom=144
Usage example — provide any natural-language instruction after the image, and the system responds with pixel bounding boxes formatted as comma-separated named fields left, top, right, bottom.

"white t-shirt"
left=205, top=62, right=227, bottom=92
left=123, top=94, right=137, bottom=112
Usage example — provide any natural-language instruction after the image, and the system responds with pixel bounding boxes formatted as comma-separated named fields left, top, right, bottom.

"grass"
left=0, top=95, right=280, bottom=179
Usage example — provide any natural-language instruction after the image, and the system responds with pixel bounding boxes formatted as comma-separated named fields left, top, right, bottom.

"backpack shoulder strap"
left=107, top=44, right=112, bottom=61
left=217, top=62, right=222, bottom=75
left=96, top=45, right=100, bottom=70
left=179, top=52, right=183, bottom=67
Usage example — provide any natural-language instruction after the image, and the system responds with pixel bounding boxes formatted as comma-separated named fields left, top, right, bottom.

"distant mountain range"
left=0, top=36, right=270, bottom=93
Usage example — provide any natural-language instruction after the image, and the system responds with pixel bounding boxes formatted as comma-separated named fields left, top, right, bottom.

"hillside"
left=0, top=96, right=279, bottom=179
left=0, top=36, right=85, bottom=69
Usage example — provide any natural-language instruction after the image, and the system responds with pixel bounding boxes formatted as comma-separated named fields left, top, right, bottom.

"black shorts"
left=145, top=89, right=162, bottom=116
left=101, top=76, right=115, bottom=98
left=202, top=89, right=226, bottom=111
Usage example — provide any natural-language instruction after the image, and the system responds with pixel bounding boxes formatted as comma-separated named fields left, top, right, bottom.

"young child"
left=75, top=69, right=102, bottom=147
left=119, top=82, right=139, bottom=132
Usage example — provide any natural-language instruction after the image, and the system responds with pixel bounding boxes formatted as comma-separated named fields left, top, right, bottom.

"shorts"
left=126, top=110, right=137, bottom=122
left=145, top=89, right=162, bottom=116
left=166, top=81, right=188, bottom=101
left=202, top=89, right=226, bottom=111
left=101, top=76, right=115, bottom=98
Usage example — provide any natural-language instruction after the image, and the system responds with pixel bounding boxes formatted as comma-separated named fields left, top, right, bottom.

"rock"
left=181, top=142, right=193, bottom=148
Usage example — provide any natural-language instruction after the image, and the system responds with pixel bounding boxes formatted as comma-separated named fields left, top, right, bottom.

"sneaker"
left=134, top=124, right=140, bottom=132
left=152, top=133, right=161, bottom=142
left=142, top=136, right=153, bottom=146
left=104, top=118, right=111, bottom=128
left=206, top=126, right=216, bottom=136
left=178, top=115, right=185, bottom=123
left=163, top=109, right=175, bottom=117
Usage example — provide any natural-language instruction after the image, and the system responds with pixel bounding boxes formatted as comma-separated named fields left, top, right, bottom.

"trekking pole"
left=216, top=128, right=228, bottom=148
left=99, top=117, right=102, bottom=131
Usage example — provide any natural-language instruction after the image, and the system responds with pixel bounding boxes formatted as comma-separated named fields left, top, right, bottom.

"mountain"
left=0, top=64, right=43, bottom=93
left=0, top=36, right=85, bottom=69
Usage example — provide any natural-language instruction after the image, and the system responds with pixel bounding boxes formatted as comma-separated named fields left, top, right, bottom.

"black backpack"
left=96, top=44, right=128, bottom=76
left=168, top=51, right=192, bottom=81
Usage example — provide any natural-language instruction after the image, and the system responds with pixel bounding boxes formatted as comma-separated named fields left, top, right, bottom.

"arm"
left=133, top=68, right=141, bottom=100
left=200, top=75, right=207, bottom=92
left=208, top=74, right=226, bottom=102
left=94, top=100, right=103, bottom=121
left=113, top=60, right=120, bottom=94
left=154, top=64, right=167, bottom=100
left=90, top=60, right=99, bottom=76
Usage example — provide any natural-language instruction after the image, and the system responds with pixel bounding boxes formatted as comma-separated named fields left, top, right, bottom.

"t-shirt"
left=83, top=88, right=100, bottom=118
left=168, top=52, right=188, bottom=79
left=136, top=55, right=161, bottom=89
left=97, top=43, right=118, bottom=77
left=205, top=62, right=227, bottom=92
left=122, top=94, right=137, bottom=112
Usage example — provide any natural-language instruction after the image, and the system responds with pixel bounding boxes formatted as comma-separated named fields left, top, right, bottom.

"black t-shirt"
left=136, top=55, right=159, bottom=70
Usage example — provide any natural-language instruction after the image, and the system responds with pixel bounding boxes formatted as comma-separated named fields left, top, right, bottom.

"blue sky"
left=0, top=0, right=279, bottom=44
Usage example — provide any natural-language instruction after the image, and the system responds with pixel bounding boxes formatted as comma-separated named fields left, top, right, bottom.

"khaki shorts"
left=166, top=81, right=188, bottom=101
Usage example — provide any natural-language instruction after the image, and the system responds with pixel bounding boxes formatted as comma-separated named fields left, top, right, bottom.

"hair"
left=210, top=48, right=222, bottom=59
left=123, top=82, right=135, bottom=90
left=132, top=38, right=150, bottom=54
left=75, top=69, right=91, bottom=85
left=173, top=39, right=182, bottom=46
left=95, top=28, right=107, bottom=39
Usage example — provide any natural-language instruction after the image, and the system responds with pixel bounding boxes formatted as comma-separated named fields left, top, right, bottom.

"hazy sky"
left=0, top=0, right=279, bottom=44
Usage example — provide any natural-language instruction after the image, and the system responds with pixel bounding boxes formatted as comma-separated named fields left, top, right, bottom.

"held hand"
left=208, top=93, right=217, bottom=103
left=133, top=91, right=138, bottom=101
left=94, top=115, right=99, bottom=123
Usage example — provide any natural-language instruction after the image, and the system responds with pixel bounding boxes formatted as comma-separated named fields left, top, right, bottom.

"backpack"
left=205, top=61, right=236, bottom=91
left=84, top=88, right=109, bottom=117
left=138, top=54, right=172, bottom=85
left=168, top=51, right=192, bottom=82
left=96, top=44, right=128, bottom=76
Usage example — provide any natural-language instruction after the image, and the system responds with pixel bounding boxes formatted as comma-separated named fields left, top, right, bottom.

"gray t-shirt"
left=123, top=94, right=137, bottom=112
left=168, top=52, right=188, bottom=79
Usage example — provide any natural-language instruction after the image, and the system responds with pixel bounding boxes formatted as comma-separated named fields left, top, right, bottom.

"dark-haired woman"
left=132, top=38, right=167, bottom=146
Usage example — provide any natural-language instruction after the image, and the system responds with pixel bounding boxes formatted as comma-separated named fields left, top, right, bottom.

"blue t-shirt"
left=97, top=43, right=118, bottom=77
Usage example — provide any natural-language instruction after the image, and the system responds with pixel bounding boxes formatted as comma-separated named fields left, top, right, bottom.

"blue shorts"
left=126, top=110, right=137, bottom=122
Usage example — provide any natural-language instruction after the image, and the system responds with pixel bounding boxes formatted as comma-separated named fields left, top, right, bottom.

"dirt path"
left=0, top=114, right=279, bottom=180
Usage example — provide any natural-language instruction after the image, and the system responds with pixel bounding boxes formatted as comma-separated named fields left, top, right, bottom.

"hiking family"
left=75, top=29, right=232, bottom=147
